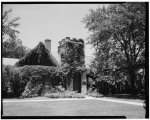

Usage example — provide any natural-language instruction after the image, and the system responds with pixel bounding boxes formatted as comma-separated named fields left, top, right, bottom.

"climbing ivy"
left=58, top=37, right=86, bottom=86
left=58, top=37, right=85, bottom=71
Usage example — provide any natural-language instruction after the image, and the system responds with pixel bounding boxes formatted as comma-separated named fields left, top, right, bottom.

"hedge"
left=2, top=65, right=66, bottom=98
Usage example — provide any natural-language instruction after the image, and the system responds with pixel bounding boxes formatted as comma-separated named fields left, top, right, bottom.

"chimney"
left=44, top=39, right=51, bottom=53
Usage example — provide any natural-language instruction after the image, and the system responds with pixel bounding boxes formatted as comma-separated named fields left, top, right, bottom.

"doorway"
left=73, top=72, right=81, bottom=93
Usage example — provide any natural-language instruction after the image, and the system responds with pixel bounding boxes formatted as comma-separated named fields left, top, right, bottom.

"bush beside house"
left=87, top=72, right=145, bottom=98
left=45, top=91, right=85, bottom=98
left=2, top=65, right=66, bottom=98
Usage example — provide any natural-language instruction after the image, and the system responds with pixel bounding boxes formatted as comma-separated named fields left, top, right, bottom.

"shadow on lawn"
left=104, top=94, right=144, bottom=100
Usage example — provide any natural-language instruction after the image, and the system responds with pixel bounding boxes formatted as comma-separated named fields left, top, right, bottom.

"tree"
left=2, top=9, right=20, bottom=41
left=82, top=3, right=146, bottom=95
left=2, top=38, right=30, bottom=59
left=2, top=9, right=29, bottom=59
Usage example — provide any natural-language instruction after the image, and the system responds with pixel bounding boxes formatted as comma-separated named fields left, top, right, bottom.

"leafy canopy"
left=2, top=9, right=30, bottom=59
left=2, top=9, right=20, bottom=40
left=82, top=3, right=145, bottom=73
left=82, top=3, right=146, bottom=94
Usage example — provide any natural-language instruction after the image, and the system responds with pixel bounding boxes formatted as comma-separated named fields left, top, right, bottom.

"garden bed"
left=44, top=91, right=85, bottom=98
left=88, top=93, right=103, bottom=98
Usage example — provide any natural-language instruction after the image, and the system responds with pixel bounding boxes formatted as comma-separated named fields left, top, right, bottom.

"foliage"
left=12, top=67, right=27, bottom=97
left=2, top=39, right=30, bottom=59
left=2, top=65, right=14, bottom=97
left=87, top=71, right=144, bottom=96
left=88, top=92, right=103, bottom=98
left=2, top=9, right=20, bottom=40
left=58, top=37, right=86, bottom=87
left=82, top=3, right=146, bottom=95
left=58, top=37, right=85, bottom=68
left=19, top=65, right=66, bottom=98
left=44, top=91, right=85, bottom=98
left=97, top=80, right=130, bottom=95
left=2, top=9, right=29, bottom=59
left=15, top=42, right=57, bottom=67
left=2, top=65, right=24, bottom=97
left=2, top=65, right=66, bottom=98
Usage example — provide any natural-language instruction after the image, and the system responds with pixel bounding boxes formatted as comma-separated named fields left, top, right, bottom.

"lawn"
left=2, top=98, right=145, bottom=118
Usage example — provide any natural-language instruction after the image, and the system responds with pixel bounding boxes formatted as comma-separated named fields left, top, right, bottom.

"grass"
left=2, top=98, right=145, bottom=118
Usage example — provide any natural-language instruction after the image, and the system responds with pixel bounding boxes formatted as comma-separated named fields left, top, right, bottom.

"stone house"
left=3, top=39, right=59, bottom=67
left=58, top=37, right=87, bottom=94
left=3, top=38, right=87, bottom=94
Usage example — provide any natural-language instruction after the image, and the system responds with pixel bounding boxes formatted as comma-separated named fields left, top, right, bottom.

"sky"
left=3, top=4, right=106, bottom=67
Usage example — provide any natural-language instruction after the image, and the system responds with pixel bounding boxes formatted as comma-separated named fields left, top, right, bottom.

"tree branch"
left=134, top=42, right=144, bottom=62
left=119, top=32, right=130, bottom=63
left=113, top=33, right=130, bottom=62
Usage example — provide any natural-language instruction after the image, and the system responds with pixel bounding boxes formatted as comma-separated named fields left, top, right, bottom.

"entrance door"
left=73, top=72, right=81, bottom=93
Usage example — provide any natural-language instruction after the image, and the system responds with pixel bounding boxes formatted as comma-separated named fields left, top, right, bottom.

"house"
left=3, top=39, right=59, bottom=67
left=14, top=39, right=59, bottom=67
left=3, top=38, right=87, bottom=94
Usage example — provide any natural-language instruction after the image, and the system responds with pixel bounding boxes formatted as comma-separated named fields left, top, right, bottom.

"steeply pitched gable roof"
left=15, top=42, right=60, bottom=67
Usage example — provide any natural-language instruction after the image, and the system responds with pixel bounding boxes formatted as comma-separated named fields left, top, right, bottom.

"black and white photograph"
left=1, top=2, right=148, bottom=119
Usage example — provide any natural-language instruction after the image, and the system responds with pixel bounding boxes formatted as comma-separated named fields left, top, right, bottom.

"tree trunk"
left=129, top=69, right=136, bottom=95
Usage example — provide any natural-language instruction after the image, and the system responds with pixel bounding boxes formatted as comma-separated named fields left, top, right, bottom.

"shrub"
left=2, top=65, right=27, bottom=97
left=45, top=91, right=85, bottom=98
left=12, top=67, right=26, bottom=97
left=19, top=65, right=66, bottom=98
left=87, top=75, right=131, bottom=95
left=2, top=65, right=14, bottom=97
left=2, top=65, right=66, bottom=98
left=88, top=93, right=103, bottom=98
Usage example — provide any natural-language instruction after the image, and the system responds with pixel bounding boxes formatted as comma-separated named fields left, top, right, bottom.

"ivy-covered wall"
left=2, top=65, right=66, bottom=98
left=58, top=37, right=86, bottom=93
left=58, top=37, right=85, bottom=68
left=15, top=42, right=58, bottom=67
